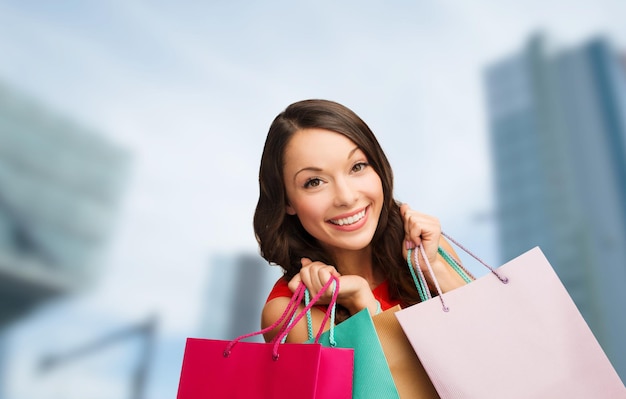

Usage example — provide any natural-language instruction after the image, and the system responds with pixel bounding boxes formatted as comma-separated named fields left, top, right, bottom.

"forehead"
left=284, top=128, right=358, bottom=161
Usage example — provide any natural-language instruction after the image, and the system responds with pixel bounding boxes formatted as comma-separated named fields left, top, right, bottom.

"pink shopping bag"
left=177, top=276, right=354, bottom=399
left=396, top=237, right=626, bottom=399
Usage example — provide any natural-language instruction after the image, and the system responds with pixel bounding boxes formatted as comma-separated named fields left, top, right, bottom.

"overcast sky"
left=1, top=1, right=625, bottom=398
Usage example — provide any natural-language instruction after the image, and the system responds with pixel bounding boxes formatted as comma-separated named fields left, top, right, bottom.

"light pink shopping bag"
left=396, top=241, right=626, bottom=399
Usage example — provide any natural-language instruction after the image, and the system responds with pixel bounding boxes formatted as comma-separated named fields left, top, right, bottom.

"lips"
left=328, top=207, right=367, bottom=226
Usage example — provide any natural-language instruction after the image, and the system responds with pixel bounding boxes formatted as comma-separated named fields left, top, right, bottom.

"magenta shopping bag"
left=396, top=235, right=626, bottom=399
left=177, top=276, right=353, bottom=399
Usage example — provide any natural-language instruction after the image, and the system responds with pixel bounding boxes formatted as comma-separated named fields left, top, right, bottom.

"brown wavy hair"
left=253, top=99, right=421, bottom=309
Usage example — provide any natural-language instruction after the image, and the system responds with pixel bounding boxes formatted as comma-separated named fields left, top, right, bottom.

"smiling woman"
left=254, top=99, right=467, bottom=343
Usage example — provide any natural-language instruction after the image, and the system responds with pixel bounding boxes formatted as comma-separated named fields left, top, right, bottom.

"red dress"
left=266, top=276, right=403, bottom=311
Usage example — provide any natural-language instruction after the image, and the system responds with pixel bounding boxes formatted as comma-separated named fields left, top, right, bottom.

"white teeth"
left=331, top=209, right=366, bottom=226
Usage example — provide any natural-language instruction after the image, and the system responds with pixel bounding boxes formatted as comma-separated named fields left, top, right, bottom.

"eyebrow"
left=292, top=146, right=361, bottom=181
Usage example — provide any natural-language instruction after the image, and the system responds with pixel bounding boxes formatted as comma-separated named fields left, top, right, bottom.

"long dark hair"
left=254, top=99, right=421, bottom=308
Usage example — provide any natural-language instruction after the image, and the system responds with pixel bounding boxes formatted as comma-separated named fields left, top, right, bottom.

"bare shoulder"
left=261, top=297, right=291, bottom=342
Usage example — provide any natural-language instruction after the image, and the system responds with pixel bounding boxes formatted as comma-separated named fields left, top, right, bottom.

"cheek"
left=293, top=197, right=328, bottom=221
left=365, top=174, right=384, bottom=200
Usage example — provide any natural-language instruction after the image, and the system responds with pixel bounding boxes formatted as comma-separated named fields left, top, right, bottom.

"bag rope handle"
left=223, top=275, right=339, bottom=360
left=415, top=244, right=451, bottom=312
left=409, top=231, right=509, bottom=312
left=407, top=247, right=432, bottom=302
left=441, top=231, right=508, bottom=283
left=222, top=282, right=306, bottom=357
left=301, top=286, right=337, bottom=346
left=273, top=276, right=339, bottom=359
left=438, top=246, right=474, bottom=283
left=280, top=283, right=338, bottom=345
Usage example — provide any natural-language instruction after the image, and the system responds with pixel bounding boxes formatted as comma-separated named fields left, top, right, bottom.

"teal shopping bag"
left=308, top=308, right=400, bottom=399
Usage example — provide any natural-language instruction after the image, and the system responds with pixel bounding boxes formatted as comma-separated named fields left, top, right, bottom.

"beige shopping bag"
left=373, top=305, right=439, bottom=399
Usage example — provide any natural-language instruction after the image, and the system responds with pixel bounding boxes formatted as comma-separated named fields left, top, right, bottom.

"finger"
left=399, top=202, right=410, bottom=217
left=414, top=214, right=440, bottom=242
left=287, top=273, right=302, bottom=293
left=307, top=263, right=324, bottom=290
left=400, top=203, right=411, bottom=236
left=414, top=216, right=441, bottom=264
left=298, top=261, right=327, bottom=292
left=402, top=209, right=421, bottom=248
left=296, top=259, right=316, bottom=291
left=317, top=266, right=335, bottom=289
left=408, top=216, right=423, bottom=247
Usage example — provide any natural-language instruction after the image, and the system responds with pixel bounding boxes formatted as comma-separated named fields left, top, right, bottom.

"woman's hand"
left=400, top=203, right=441, bottom=267
left=400, top=203, right=465, bottom=292
left=288, top=258, right=378, bottom=315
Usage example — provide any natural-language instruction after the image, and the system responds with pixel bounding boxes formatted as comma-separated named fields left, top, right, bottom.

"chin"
left=329, top=234, right=377, bottom=252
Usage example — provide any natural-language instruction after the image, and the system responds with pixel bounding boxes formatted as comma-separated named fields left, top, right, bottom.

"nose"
left=333, top=177, right=358, bottom=207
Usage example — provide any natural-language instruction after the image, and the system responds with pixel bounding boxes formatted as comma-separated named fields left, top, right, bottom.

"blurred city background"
left=0, top=1, right=625, bottom=398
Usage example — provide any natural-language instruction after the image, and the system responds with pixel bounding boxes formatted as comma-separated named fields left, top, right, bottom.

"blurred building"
left=484, top=34, right=626, bottom=380
left=0, top=82, right=131, bottom=327
left=200, top=253, right=282, bottom=341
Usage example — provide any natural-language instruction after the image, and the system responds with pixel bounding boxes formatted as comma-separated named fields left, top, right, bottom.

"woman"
left=254, top=99, right=467, bottom=343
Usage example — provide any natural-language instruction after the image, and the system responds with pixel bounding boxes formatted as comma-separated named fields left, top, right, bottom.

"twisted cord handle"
left=223, top=282, right=306, bottom=357
left=412, top=231, right=509, bottom=312
left=273, top=275, right=340, bottom=359
left=441, top=231, right=508, bottom=283
left=407, top=247, right=431, bottom=302
left=417, top=244, right=450, bottom=312
left=301, top=286, right=338, bottom=346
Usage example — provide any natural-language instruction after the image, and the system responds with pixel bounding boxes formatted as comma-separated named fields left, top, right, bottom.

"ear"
left=286, top=204, right=296, bottom=215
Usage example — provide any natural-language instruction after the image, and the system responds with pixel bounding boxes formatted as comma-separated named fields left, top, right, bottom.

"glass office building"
left=484, top=34, right=626, bottom=380
left=200, top=253, right=282, bottom=341
left=0, top=83, right=131, bottom=326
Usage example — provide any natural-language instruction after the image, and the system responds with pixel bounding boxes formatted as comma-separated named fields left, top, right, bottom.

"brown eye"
left=304, top=178, right=322, bottom=188
left=352, top=162, right=368, bottom=173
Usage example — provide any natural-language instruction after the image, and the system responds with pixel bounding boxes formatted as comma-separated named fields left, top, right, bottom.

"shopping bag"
left=310, top=307, right=400, bottom=399
left=372, top=305, right=439, bottom=399
left=177, top=276, right=354, bottom=399
left=396, top=235, right=626, bottom=399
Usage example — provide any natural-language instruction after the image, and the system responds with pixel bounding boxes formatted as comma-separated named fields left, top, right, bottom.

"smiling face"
left=283, top=128, right=384, bottom=255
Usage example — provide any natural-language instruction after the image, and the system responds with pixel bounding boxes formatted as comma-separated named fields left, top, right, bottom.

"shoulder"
left=265, top=276, right=292, bottom=303
left=262, top=277, right=297, bottom=342
left=261, top=296, right=293, bottom=342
